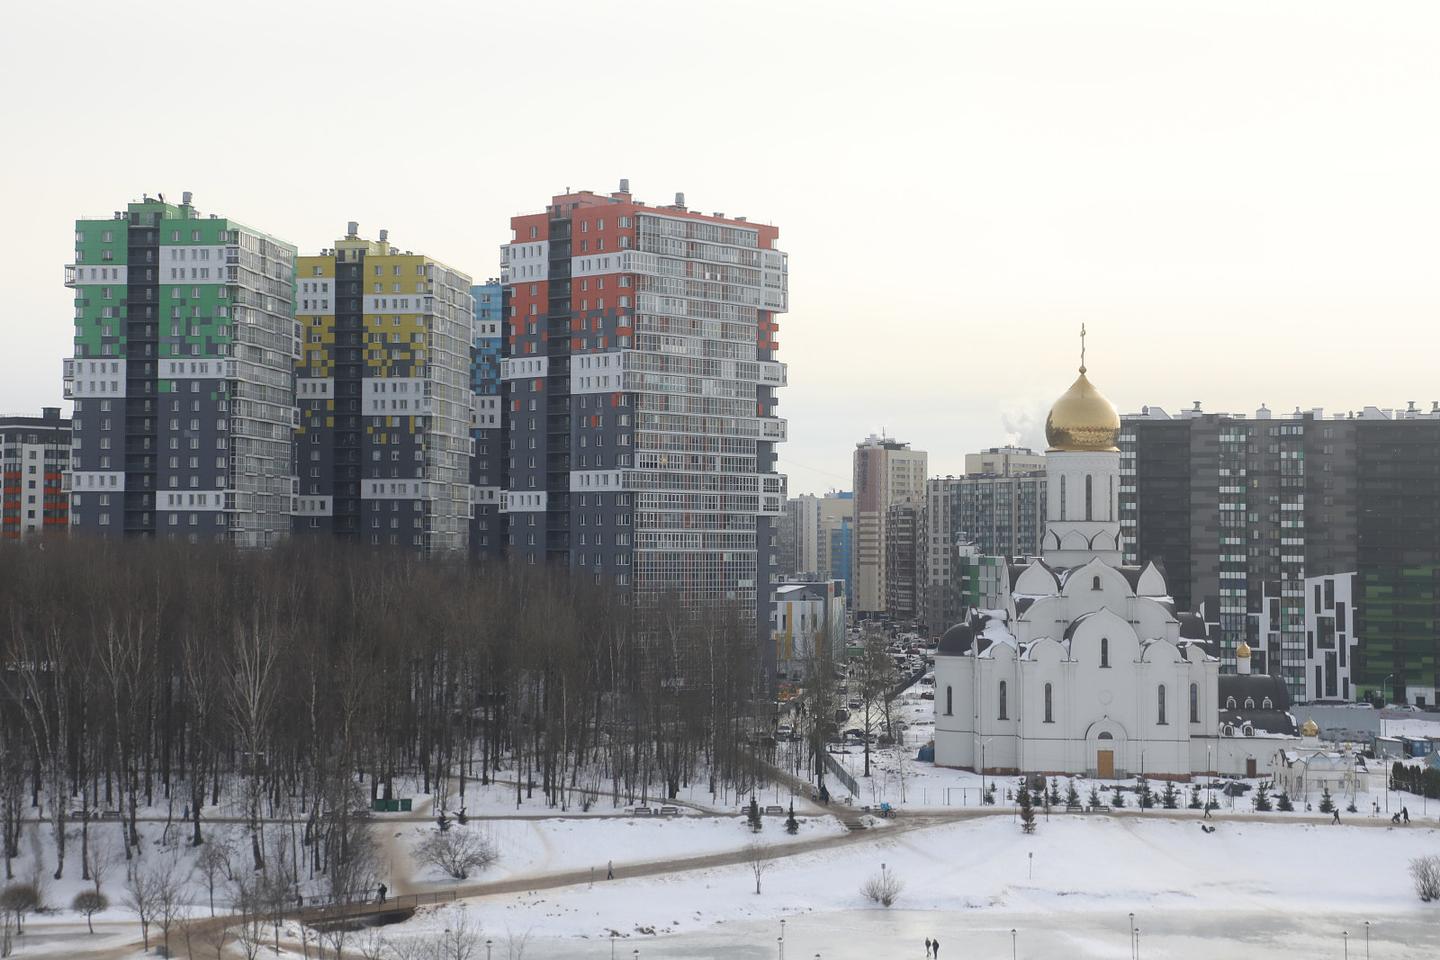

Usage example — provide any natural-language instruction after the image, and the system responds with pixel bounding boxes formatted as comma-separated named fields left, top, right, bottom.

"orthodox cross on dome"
left=1079, top=323, right=1087, bottom=374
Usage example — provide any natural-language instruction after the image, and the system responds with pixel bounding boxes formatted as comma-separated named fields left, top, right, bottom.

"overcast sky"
left=3, top=0, right=1438, bottom=493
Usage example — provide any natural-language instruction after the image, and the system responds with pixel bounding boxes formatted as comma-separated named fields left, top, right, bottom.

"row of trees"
left=0, top=537, right=770, bottom=894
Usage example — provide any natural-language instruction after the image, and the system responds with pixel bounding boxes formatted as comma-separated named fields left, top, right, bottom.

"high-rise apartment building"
left=780, top=490, right=853, bottom=579
left=852, top=435, right=927, bottom=618
left=470, top=280, right=506, bottom=560
left=293, top=225, right=473, bottom=556
left=1122, top=401, right=1440, bottom=706
left=923, top=467, right=1046, bottom=634
left=884, top=501, right=924, bottom=620
left=1, top=408, right=69, bottom=539
left=965, top=445, right=1047, bottom=477
left=65, top=195, right=297, bottom=545
left=500, top=185, right=788, bottom=658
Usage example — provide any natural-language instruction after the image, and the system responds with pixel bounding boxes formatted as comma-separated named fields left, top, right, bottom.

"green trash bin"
left=399, top=798, right=412, bottom=812
left=371, top=798, right=386, bottom=813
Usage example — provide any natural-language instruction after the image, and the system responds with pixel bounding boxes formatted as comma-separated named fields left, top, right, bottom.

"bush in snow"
left=72, top=890, right=107, bottom=935
left=1319, top=786, right=1335, bottom=814
left=1252, top=782, right=1272, bottom=812
left=416, top=830, right=499, bottom=881
left=1110, top=786, right=1125, bottom=808
left=860, top=865, right=904, bottom=907
left=1411, top=855, right=1440, bottom=902
left=983, top=782, right=996, bottom=805
left=1048, top=778, right=1061, bottom=807
left=785, top=801, right=800, bottom=835
left=1161, top=781, right=1179, bottom=809
left=1088, top=784, right=1102, bottom=809
left=1277, top=791, right=1294, bottom=812
left=746, top=797, right=763, bottom=833
left=0, top=883, right=40, bottom=936
left=1188, top=784, right=1203, bottom=809
left=1137, top=778, right=1154, bottom=809
left=1065, top=779, right=1080, bottom=808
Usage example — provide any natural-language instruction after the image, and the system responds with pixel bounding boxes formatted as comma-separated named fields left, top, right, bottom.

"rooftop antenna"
left=1079, top=323, right=1087, bottom=374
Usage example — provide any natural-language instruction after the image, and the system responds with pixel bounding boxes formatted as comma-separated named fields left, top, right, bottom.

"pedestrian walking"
left=607, top=860, right=614, bottom=880
left=377, top=882, right=387, bottom=904
left=1331, top=809, right=1340, bottom=825
left=1403, top=806, right=1410, bottom=824
left=932, top=937, right=940, bottom=957
left=925, top=937, right=932, bottom=957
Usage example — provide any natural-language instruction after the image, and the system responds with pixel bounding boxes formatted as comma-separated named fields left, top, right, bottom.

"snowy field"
left=389, top=814, right=849, bottom=889
left=416, top=814, right=1440, bottom=959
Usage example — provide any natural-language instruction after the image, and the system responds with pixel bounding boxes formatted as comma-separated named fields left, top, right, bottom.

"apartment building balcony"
left=64, top=264, right=78, bottom=287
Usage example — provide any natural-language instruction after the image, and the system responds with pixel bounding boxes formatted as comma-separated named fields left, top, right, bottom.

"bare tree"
left=195, top=839, right=231, bottom=917
left=151, top=858, right=190, bottom=958
left=122, top=870, right=159, bottom=951
left=228, top=873, right=267, bottom=960
left=415, top=830, right=498, bottom=880
left=745, top=840, right=773, bottom=895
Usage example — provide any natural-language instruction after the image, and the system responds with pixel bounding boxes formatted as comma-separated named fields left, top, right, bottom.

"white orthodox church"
left=933, top=348, right=1296, bottom=779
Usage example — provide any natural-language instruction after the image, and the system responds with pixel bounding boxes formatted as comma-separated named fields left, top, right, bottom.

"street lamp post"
left=1134, top=926, right=1140, bottom=960
left=1129, top=912, right=1135, bottom=960
left=487, top=940, right=493, bottom=960
left=1343, top=930, right=1349, bottom=960
left=1364, top=920, right=1370, bottom=959
left=1011, top=927, right=1017, bottom=960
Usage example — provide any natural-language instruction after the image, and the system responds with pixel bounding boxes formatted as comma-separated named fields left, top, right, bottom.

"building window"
left=1190, top=683, right=1199, bottom=724
left=998, top=681, right=1007, bottom=720
left=1226, top=697, right=1237, bottom=709
left=945, top=686, right=953, bottom=716
left=1244, top=698, right=1255, bottom=710
left=1157, top=684, right=1167, bottom=725
left=1092, top=575, right=1101, bottom=591
left=1085, top=474, right=1093, bottom=520
left=1060, top=475, right=1066, bottom=521
left=1100, top=637, right=1109, bottom=668
left=1044, top=683, right=1053, bottom=723
left=1262, top=697, right=1273, bottom=710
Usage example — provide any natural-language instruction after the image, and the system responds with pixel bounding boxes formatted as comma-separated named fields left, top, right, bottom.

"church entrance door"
left=1097, top=750, right=1114, bottom=779
left=1246, top=758, right=1257, bottom=778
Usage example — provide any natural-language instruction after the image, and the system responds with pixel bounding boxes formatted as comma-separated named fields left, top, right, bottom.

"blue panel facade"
left=470, top=281, right=506, bottom=560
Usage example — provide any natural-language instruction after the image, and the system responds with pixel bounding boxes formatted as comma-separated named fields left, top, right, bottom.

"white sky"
left=3, top=0, right=1438, bottom=494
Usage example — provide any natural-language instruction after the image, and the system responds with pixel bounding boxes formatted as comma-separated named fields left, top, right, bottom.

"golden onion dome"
left=1235, top=640, right=1252, bottom=658
left=1300, top=718, right=1320, bottom=737
left=1045, top=368, right=1121, bottom=453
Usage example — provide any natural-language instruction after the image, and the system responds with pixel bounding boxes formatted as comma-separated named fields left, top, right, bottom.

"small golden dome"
left=1300, top=718, right=1319, bottom=737
left=1045, top=370, right=1121, bottom=452
left=1235, top=640, right=1252, bottom=658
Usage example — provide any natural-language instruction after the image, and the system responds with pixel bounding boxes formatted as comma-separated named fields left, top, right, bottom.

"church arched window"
left=1085, top=474, right=1093, bottom=520
left=1157, top=684, right=1167, bottom=725
left=1226, top=696, right=1237, bottom=709
left=1262, top=697, right=1273, bottom=710
left=1244, top=697, right=1255, bottom=710
left=1060, top=475, right=1067, bottom=521
left=1109, top=474, right=1115, bottom=521
left=1190, top=683, right=1199, bottom=724
left=945, top=686, right=953, bottom=717
left=998, top=681, right=1008, bottom=720
left=1044, top=682, right=1054, bottom=723
left=1092, top=575, right=1101, bottom=591
left=1100, top=637, right=1110, bottom=668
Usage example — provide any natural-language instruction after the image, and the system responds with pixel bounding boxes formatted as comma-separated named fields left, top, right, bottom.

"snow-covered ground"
left=6, top=808, right=844, bottom=957
left=426, top=814, right=1440, bottom=958
left=390, top=814, right=848, bottom=889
